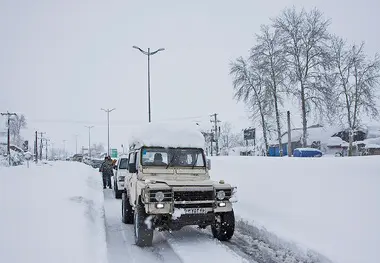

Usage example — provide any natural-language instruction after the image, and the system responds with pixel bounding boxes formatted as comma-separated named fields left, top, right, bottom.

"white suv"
left=121, top=125, right=237, bottom=247
left=113, top=156, right=129, bottom=199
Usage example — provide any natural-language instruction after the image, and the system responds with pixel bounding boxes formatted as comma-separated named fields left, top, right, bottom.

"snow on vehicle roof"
left=294, top=147, right=322, bottom=152
left=128, top=122, right=205, bottom=149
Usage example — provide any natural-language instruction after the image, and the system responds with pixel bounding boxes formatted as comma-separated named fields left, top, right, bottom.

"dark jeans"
left=102, top=174, right=112, bottom=188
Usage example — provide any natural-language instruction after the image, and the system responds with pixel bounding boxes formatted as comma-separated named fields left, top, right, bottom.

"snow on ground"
left=102, top=189, right=182, bottom=263
left=0, top=161, right=107, bottom=263
left=210, top=156, right=380, bottom=263
left=103, top=183, right=249, bottom=263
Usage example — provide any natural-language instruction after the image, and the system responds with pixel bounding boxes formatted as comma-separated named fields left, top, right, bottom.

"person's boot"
left=103, top=185, right=106, bottom=189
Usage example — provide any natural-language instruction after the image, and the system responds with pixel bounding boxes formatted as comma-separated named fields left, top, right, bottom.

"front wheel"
left=121, top=192, right=134, bottom=224
left=114, top=182, right=122, bottom=199
left=134, top=203, right=153, bottom=247
left=211, top=210, right=235, bottom=241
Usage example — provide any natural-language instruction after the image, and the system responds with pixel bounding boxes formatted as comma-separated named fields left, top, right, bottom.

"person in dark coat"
left=100, top=156, right=113, bottom=189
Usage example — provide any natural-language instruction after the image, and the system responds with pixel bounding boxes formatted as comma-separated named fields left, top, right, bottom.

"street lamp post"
left=74, top=134, right=79, bottom=154
left=133, top=46, right=165, bottom=123
left=85, top=126, right=94, bottom=158
left=101, top=108, right=115, bottom=156
left=63, top=140, right=66, bottom=160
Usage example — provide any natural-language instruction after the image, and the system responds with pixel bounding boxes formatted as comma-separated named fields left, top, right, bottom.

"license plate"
left=183, top=208, right=207, bottom=214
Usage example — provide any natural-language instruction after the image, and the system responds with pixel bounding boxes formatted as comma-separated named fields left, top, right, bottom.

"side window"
left=135, top=152, right=140, bottom=170
left=129, top=152, right=135, bottom=163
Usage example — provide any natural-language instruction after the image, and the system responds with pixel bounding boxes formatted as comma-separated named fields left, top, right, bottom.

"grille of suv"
left=173, top=190, right=214, bottom=202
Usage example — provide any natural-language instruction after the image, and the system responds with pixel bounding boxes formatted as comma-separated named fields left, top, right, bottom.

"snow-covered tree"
left=251, top=25, right=287, bottom=156
left=274, top=7, right=333, bottom=147
left=330, top=37, right=380, bottom=155
left=230, top=57, right=272, bottom=152
left=6, top=114, right=27, bottom=147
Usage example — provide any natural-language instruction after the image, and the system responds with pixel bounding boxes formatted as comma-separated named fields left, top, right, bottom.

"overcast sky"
left=0, top=0, right=379, bottom=154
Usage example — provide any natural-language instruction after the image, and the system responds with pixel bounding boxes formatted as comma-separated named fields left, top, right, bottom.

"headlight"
left=155, top=191, right=165, bottom=202
left=216, top=190, right=226, bottom=200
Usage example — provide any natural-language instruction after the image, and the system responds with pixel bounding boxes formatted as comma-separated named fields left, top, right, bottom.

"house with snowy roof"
left=268, top=124, right=380, bottom=156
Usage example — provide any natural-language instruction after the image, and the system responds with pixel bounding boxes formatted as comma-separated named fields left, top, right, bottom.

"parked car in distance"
left=113, top=156, right=128, bottom=199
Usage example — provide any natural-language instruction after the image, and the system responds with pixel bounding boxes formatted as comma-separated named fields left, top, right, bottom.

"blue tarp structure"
left=293, top=148, right=323, bottom=157
left=268, top=144, right=288, bottom=156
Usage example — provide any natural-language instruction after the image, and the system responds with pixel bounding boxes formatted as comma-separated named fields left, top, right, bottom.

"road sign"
left=111, top=148, right=118, bottom=158
left=244, top=128, right=255, bottom=140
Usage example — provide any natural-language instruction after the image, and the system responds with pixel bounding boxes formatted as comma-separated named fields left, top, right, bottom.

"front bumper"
left=143, top=186, right=235, bottom=216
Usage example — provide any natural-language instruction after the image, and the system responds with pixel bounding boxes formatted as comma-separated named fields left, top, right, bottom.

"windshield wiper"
left=166, top=152, right=176, bottom=169
left=191, top=154, right=199, bottom=169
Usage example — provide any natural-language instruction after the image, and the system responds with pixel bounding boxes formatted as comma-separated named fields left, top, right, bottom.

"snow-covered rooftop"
left=128, top=122, right=205, bottom=149
left=270, top=125, right=341, bottom=145
left=326, top=136, right=346, bottom=147
left=365, top=144, right=380, bottom=149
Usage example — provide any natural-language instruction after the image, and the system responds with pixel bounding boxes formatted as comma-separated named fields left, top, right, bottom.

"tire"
left=114, top=182, right=122, bottom=199
left=134, top=203, right=153, bottom=247
left=121, top=192, right=134, bottom=224
left=211, top=210, right=235, bottom=241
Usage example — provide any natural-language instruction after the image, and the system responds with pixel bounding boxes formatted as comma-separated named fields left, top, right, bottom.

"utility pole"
left=210, top=113, right=221, bottom=156
left=1, top=111, right=17, bottom=166
left=101, top=108, right=115, bottom=156
left=74, top=134, right=79, bottom=154
left=44, top=138, right=50, bottom=160
left=35, top=131, right=38, bottom=162
left=287, top=111, right=292, bottom=157
left=133, top=45, right=165, bottom=123
left=63, top=140, right=66, bottom=160
left=39, top=132, right=46, bottom=161
left=85, top=126, right=94, bottom=158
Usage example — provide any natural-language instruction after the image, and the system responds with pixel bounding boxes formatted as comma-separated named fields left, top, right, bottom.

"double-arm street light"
left=101, top=108, right=115, bottom=156
left=133, top=46, right=165, bottom=123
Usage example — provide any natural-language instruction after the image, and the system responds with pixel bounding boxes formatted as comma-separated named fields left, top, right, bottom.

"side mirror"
left=206, top=159, right=211, bottom=170
left=128, top=163, right=137, bottom=173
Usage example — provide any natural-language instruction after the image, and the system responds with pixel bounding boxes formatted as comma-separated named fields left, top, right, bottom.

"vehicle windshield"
left=141, top=147, right=205, bottom=168
left=119, top=158, right=128, bottom=169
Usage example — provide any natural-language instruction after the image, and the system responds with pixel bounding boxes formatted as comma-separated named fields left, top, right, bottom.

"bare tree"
left=330, top=36, right=380, bottom=155
left=219, top=122, right=234, bottom=155
left=91, top=143, right=105, bottom=157
left=274, top=7, right=332, bottom=147
left=230, top=57, right=272, bottom=151
left=251, top=25, right=287, bottom=155
left=7, top=114, right=27, bottom=146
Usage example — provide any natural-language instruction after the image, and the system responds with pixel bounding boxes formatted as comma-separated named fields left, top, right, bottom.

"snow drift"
left=0, top=161, right=108, bottom=263
left=209, top=156, right=380, bottom=263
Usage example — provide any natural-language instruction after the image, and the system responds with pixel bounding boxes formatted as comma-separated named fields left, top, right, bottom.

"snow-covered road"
left=0, top=160, right=347, bottom=263
left=103, top=189, right=182, bottom=263
left=103, top=188, right=248, bottom=263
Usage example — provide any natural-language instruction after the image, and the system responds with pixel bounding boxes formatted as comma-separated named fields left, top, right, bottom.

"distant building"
left=268, top=124, right=380, bottom=156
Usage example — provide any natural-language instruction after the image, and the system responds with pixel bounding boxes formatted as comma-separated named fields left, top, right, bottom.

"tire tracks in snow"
left=103, top=190, right=182, bottom=263
left=102, top=189, right=331, bottom=263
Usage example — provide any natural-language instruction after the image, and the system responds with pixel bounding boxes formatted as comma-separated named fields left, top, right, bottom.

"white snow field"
left=0, top=161, right=108, bottom=263
left=1, top=156, right=379, bottom=263
left=210, top=156, right=380, bottom=263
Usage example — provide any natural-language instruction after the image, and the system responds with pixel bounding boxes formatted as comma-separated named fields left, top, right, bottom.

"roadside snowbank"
left=210, top=156, right=380, bottom=263
left=0, top=161, right=108, bottom=263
